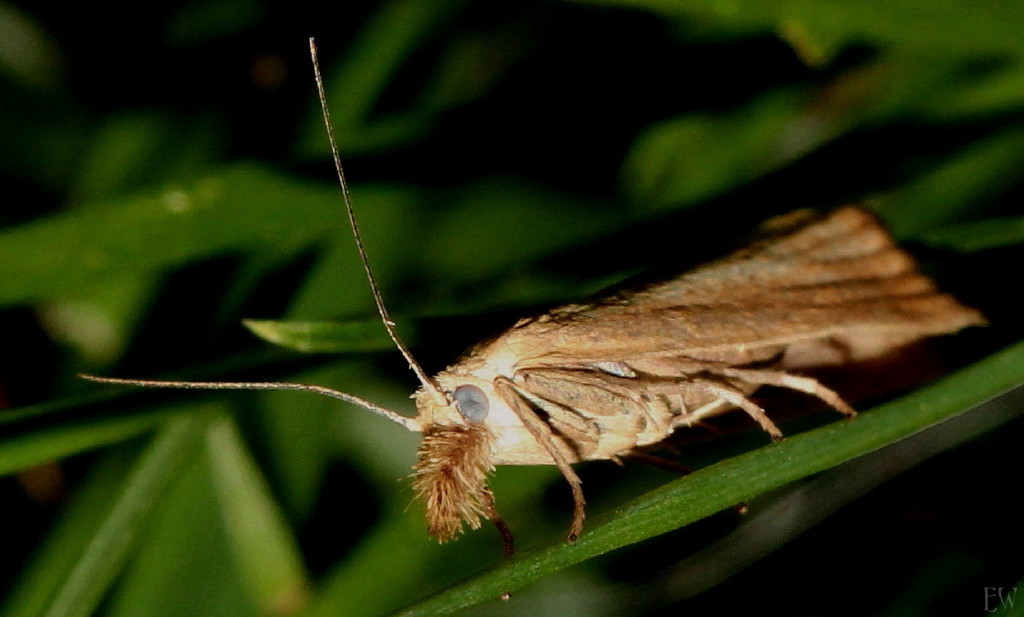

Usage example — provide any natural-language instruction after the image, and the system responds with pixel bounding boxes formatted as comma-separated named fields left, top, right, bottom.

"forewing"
left=499, top=206, right=984, bottom=369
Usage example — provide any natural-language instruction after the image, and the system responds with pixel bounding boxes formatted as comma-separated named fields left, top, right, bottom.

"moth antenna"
left=308, top=37, right=447, bottom=407
left=79, top=374, right=422, bottom=432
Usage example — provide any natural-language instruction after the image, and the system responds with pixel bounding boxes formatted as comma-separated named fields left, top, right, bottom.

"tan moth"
left=83, top=39, right=985, bottom=554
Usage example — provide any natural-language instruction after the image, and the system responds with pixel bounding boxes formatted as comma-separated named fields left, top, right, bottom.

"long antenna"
left=309, top=37, right=447, bottom=407
left=80, top=374, right=422, bottom=432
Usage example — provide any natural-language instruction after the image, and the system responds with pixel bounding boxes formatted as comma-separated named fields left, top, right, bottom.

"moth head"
left=413, top=376, right=495, bottom=428
left=409, top=374, right=505, bottom=542
left=413, top=369, right=544, bottom=466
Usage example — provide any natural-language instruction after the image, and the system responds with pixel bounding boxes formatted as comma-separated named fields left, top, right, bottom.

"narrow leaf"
left=243, top=318, right=410, bottom=354
left=0, top=165, right=418, bottom=304
left=917, top=216, right=1024, bottom=253
left=567, top=0, right=1024, bottom=56
left=0, top=404, right=176, bottom=477
left=876, top=127, right=1024, bottom=237
left=3, top=415, right=208, bottom=617
left=205, top=417, right=311, bottom=616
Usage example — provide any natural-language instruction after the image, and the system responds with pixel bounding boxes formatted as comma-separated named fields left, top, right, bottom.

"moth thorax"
left=411, top=424, right=496, bottom=542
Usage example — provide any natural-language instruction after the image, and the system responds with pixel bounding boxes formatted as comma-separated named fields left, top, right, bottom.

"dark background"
left=0, top=1, right=1022, bottom=616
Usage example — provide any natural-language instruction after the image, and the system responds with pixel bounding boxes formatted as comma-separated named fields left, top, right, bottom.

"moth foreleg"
left=479, top=489, right=515, bottom=556
left=495, top=377, right=587, bottom=542
left=510, top=387, right=600, bottom=460
left=696, top=380, right=785, bottom=441
left=716, top=367, right=856, bottom=417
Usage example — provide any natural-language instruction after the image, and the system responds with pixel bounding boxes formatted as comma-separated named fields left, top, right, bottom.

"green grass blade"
left=567, top=0, right=1024, bottom=57
left=204, top=417, right=311, bottom=615
left=918, top=216, right=1024, bottom=253
left=0, top=165, right=418, bottom=304
left=875, top=127, right=1024, bottom=237
left=296, top=0, right=469, bottom=156
left=102, top=436, right=256, bottom=617
left=2, top=447, right=141, bottom=617
left=243, top=318, right=413, bottom=354
left=394, top=340, right=1024, bottom=616
left=3, top=415, right=208, bottom=617
left=0, top=403, right=174, bottom=477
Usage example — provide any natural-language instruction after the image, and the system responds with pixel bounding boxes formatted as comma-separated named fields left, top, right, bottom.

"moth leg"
left=627, top=451, right=694, bottom=476
left=511, top=387, right=601, bottom=461
left=480, top=489, right=515, bottom=557
left=627, top=452, right=750, bottom=514
left=697, top=381, right=784, bottom=441
left=670, top=399, right=730, bottom=431
left=717, top=367, right=856, bottom=417
left=495, top=377, right=587, bottom=542
left=668, top=393, right=707, bottom=429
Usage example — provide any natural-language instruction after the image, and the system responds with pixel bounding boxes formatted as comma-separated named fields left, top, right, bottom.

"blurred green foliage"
left=0, top=1, right=1022, bottom=616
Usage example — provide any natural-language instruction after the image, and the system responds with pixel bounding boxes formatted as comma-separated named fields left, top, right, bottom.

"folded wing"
left=498, top=206, right=984, bottom=370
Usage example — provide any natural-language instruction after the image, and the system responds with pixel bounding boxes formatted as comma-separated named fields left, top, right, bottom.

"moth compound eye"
left=453, top=385, right=489, bottom=423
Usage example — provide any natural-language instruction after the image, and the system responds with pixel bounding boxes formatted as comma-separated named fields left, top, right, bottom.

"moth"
left=83, top=40, right=985, bottom=555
